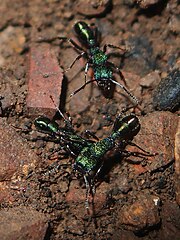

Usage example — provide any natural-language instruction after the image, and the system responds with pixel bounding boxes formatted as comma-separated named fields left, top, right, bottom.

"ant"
left=38, top=21, right=139, bottom=105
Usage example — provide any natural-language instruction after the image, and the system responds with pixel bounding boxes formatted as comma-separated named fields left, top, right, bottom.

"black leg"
left=126, top=140, right=157, bottom=156
left=70, top=79, right=96, bottom=97
left=103, top=44, right=127, bottom=53
left=84, top=175, right=91, bottom=209
left=60, top=37, right=85, bottom=51
left=42, top=161, right=71, bottom=177
left=109, top=78, right=139, bottom=106
left=108, top=61, right=139, bottom=105
left=84, top=62, right=90, bottom=85
left=57, top=37, right=93, bottom=92
left=83, top=130, right=99, bottom=141
left=59, top=37, right=90, bottom=75
left=64, top=52, right=86, bottom=72
left=120, top=148, right=144, bottom=158
left=108, top=61, right=128, bottom=86
left=23, top=135, right=57, bottom=142
left=37, top=36, right=89, bottom=75
left=36, top=36, right=85, bottom=51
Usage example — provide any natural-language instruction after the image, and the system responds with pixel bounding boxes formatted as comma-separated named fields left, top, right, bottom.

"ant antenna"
left=49, top=95, right=72, bottom=127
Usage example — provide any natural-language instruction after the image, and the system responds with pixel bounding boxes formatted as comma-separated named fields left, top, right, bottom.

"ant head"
left=74, top=21, right=95, bottom=47
left=123, top=114, right=140, bottom=137
left=34, top=116, right=59, bottom=135
left=113, top=114, right=140, bottom=140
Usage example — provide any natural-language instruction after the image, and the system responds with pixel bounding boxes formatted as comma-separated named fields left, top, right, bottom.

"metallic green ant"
left=34, top=115, right=94, bottom=157
left=34, top=109, right=93, bottom=156
left=34, top=97, right=98, bottom=158
left=69, top=21, right=138, bottom=102
left=73, top=113, right=141, bottom=208
left=35, top=104, right=143, bottom=209
left=39, top=21, right=139, bottom=105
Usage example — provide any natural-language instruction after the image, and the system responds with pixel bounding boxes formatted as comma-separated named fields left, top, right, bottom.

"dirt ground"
left=0, top=1, right=179, bottom=240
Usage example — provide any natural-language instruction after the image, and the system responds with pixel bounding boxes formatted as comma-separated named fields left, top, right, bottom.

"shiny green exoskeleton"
left=37, top=22, right=139, bottom=103
left=34, top=116, right=92, bottom=156
left=35, top=113, right=141, bottom=209
left=73, top=22, right=138, bottom=105
left=74, top=21, right=112, bottom=90
left=58, top=21, right=139, bottom=105
left=34, top=116, right=61, bottom=136
left=73, top=114, right=140, bottom=208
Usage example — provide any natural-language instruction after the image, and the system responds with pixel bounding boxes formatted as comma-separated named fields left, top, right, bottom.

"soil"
left=0, top=1, right=179, bottom=240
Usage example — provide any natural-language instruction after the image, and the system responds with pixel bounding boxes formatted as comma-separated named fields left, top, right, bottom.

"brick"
left=26, top=43, right=63, bottom=118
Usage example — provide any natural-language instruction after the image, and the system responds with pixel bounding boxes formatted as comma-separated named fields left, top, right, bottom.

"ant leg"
left=115, top=107, right=136, bottom=118
left=64, top=52, right=86, bottom=72
left=108, top=61, right=139, bottom=106
left=66, top=144, right=77, bottom=157
left=120, top=149, right=145, bottom=161
left=84, top=130, right=99, bottom=141
left=103, top=44, right=127, bottom=53
left=84, top=62, right=90, bottom=84
left=23, top=135, right=54, bottom=142
left=43, top=161, right=71, bottom=177
left=59, top=38, right=88, bottom=74
left=109, top=78, right=139, bottom=106
left=84, top=175, right=90, bottom=209
left=69, top=61, right=93, bottom=97
left=108, top=61, right=128, bottom=87
left=94, top=164, right=103, bottom=180
left=38, top=36, right=85, bottom=52
left=43, top=162, right=61, bottom=176
left=58, top=37, right=85, bottom=51
left=48, top=147, right=68, bottom=160
left=37, top=36, right=88, bottom=73
left=66, top=112, right=73, bottom=126
left=70, top=79, right=96, bottom=97
left=126, top=140, right=157, bottom=156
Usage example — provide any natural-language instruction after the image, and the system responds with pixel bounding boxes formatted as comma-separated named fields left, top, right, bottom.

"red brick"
left=26, top=43, right=63, bottom=118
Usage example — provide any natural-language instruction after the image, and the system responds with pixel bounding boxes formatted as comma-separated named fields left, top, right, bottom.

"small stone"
left=75, top=0, right=111, bottom=17
left=137, top=0, right=161, bottom=9
left=153, top=69, right=180, bottom=111
left=140, top=71, right=161, bottom=88
left=120, top=194, right=160, bottom=231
